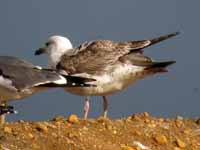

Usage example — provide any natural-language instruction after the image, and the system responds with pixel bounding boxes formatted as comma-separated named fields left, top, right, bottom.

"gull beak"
left=35, top=47, right=47, bottom=55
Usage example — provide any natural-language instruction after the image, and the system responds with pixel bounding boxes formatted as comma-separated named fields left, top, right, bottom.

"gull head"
left=35, top=35, right=73, bottom=68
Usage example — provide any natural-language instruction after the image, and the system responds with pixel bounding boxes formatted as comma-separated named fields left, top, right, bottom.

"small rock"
left=133, top=130, right=142, bottom=136
left=183, top=129, right=191, bottom=134
left=144, top=118, right=150, bottom=123
left=121, top=145, right=135, bottom=150
left=52, top=115, right=65, bottom=122
left=135, top=146, right=141, bottom=150
left=35, top=123, right=48, bottom=133
left=105, top=124, right=113, bottom=130
left=158, top=118, right=164, bottom=123
left=154, top=134, right=168, bottom=145
left=133, top=141, right=149, bottom=150
left=32, top=143, right=40, bottom=149
left=27, top=133, right=34, bottom=139
left=176, top=138, right=186, bottom=148
left=18, top=120, right=25, bottom=123
left=176, top=116, right=184, bottom=120
left=174, top=147, right=181, bottom=150
left=175, top=120, right=183, bottom=128
left=195, top=118, right=200, bottom=125
left=113, top=130, right=117, bottom=134
left=131, top=114, right=141, bottom=121
left=97, top=117, right=110, bottom=123
left=68, top=114, right=79, bottom=124
left=4, top=127, right=12, bottom=134
left=143, top=112, right=150, bottom=117
left=51, top=132, right=57, bottom=137
left=148, top=123, right=156, bottom=128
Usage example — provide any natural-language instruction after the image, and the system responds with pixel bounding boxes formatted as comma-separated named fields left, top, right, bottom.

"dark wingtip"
left=151, top=61, right=176, bottom=68
left=170, top=31, right=180, bottom=36
left=64, top=75, right=96, bottom=83
left=149, top=31, right=180, bottom=46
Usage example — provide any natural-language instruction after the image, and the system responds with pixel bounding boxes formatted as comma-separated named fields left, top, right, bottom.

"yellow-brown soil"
left=0, top=113, right=200, bottom=150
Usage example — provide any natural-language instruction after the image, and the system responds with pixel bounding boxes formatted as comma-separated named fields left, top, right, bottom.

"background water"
left=0, top=0, right=199, bottom=121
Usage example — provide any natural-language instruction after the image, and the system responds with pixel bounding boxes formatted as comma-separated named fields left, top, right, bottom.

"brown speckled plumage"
left=57, top=32, right=179, bottom=75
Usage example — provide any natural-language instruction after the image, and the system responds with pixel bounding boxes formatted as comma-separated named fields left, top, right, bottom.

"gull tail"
left=148, top=32, right=180, bottom=47
left=127, top=32, right=180, bottom=51
left=145, top=60, right=176, bottom=72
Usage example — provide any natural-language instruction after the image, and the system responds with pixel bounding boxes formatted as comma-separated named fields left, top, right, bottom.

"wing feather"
left=57, top=40, right=151, bottom=74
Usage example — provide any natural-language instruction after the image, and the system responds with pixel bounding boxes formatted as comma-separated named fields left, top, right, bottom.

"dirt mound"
left=0, top=113, right=200, bottom=150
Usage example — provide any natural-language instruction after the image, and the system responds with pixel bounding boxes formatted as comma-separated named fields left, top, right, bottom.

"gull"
left=0, top=56, right=95, bottom=125
left=35, top=32, right=179, bottom=118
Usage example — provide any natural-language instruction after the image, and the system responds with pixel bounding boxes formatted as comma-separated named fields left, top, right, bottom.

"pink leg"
left=83, top=96, right=90, bottom=119
left=102, top=96, right=108, bottom=118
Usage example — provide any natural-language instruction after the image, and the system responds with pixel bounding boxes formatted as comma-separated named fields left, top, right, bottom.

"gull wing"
left=57, top=32, right=179, bottom=74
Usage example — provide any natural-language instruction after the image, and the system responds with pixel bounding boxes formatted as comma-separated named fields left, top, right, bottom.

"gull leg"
left=102, top=96, right=108, bottom=118
left=0, top=101, right=6, bottom=126
left=83, top=96, right=90, bottom=119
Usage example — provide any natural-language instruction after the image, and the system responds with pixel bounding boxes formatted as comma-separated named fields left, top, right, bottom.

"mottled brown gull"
left=35, top=32, right=179, bottom=118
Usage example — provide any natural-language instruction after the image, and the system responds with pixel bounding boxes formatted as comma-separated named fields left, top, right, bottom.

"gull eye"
left=45, top=42, right=50, bottom=46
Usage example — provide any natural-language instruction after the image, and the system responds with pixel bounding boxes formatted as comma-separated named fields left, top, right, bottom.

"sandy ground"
left=0, top=112, right=200, bottom=150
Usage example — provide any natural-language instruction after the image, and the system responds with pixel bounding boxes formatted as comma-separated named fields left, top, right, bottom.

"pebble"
left=176, top=116, right=184, bottom=120
left=143, top=112, right=150, bottom=117
left=35, top=123, right=48, bottom=133
left=4, top=127, right=12, bottom=134
left=175, top=120, right=183, bottom=128
left=134, top=130, right=142, bottom=136
left=144, top=118, right=150, bottom=123
left=176, top=138, right=186, bottom=148
left=106, top=124, right=113, bottom=130
left=158, top=118, right=164, bottom=123
left=27, top=133, right=34, bottom=139
left=52, top=115, right=65, bottom=122
left=68, top=114, right=79, bottom=124
left=154, top=135, right=168, bottom=144
left=121, top=145, right=135, bottom=150
left=174, top=147, right=182, bottom=150
left=148, top=123, right=156, bottom=128
left=135, top=146, right=141, bottom=150
left=113, top=130, right=117, bottom=134
left=131, top=114, right=141, bottom=121
left=32, top=143, right=40, bottom=149
left=183, top=129, right=191, bottom=134
left=18, top=120, right=25, bottom=123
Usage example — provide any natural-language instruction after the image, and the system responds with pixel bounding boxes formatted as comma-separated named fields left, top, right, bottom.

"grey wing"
left=57, top=40, right=151, bottom=74
left=0, top=64, right=62, bottom=91
left=0, top=56, right=36, bottom=68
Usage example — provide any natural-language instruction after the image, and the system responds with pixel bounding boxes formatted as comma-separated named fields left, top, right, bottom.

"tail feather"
left=148, top=32, right=180, bottom=47
left=128, top=32, right=180, bottom=52
left=145, top=61, right=176, bottom=72
left=151, top=61, right=176, bottom=68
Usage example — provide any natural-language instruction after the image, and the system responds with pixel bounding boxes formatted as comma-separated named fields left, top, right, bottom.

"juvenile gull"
left=35, top=32, right=179, bottom=118
left=0, top=56, right=95, bottom=124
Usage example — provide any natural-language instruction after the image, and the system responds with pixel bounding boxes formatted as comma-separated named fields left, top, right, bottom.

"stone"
left=4, top=127, right=12, bottom=134
left=68, top=114, right=79, bottom=124
left=27, top=133, right=34, bottom=139
left=154, top=135, right=168, bottom=144
left=176, top=138, right=186, bottom=148
left=121, top=145, right=135, bottom=150
left=35, top=123, right=48, bottom=133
